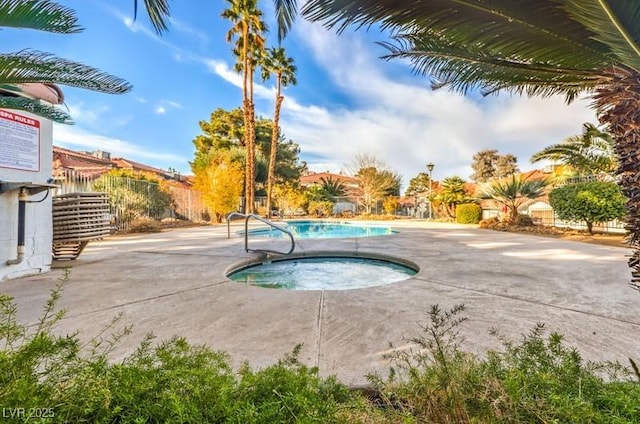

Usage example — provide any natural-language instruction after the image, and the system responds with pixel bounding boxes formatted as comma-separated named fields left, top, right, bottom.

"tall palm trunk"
left=266, top=73, right=283, bottom=217
left=595, top=71, right=640, bottom=290
left=246, top=61, right=257, bottom=214
left=241, top=24, right=254, bottom=214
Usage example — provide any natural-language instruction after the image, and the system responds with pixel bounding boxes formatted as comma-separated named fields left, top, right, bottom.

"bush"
left=455, top=203, right=482, bottom=224
left=549, top=181, right=626, bottom=234
left=128, top=217, right=162, bottom=233
left=368, top=305, right=640, bottom=423
left=307, top=200, right=334, bottom=217
left=478, top=216, right=499, bottom=228
left=4, top=276, right=639, bottom=423
left=383, top=197, right=400, bottom=215
left=0, top=274, right=360, bottom=423
left=513, top=214, right=534, bottom=226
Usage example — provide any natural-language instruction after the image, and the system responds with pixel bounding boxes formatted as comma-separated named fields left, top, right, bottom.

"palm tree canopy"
left=531, top=122, right=617, bottom=174
left=260, top=47, right=297, bottom=86
left=438, top=176, right=468, bottom=203
left=301, top=0, right=640, bottom=101
left=223, top=0, right=266, bottom=42
left=481, top=175, right=548, bottom=206
left=319, top=176, right=346, bottom=197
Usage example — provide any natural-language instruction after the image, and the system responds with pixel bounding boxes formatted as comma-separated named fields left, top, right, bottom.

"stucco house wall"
left=0, top=110, right=54, bottom=280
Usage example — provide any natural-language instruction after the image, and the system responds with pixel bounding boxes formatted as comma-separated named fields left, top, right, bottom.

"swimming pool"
left=245, top=220, right=397, bottom=239
left=227, top=253, right=418, bottom=290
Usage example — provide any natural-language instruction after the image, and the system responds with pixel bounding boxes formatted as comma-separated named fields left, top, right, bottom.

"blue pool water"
left=227, top=256, right=418, bottom=290
left=245, top=220, right=396, bottom=239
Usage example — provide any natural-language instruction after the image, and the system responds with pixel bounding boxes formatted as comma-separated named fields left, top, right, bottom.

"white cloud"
left=170, top=17, right=209, bottom=47
left=66, top=103, right=110, bottom=125
left=153, top=99, right=183, bottom=115
left=144, top=16, right=597, bottom=189
left=164, top=100, right=183, bottom=109
left=53, top=124, right=188, bottom=165
left=204, top=59, right=275, bottom=100
left=274, top=21, right=598, bottom=188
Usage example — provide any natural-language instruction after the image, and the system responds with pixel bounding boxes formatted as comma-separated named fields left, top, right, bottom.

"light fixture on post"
left=427, top=162, right=435, bottom=219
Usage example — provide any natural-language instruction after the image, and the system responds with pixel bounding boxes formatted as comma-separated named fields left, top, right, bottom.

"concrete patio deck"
left=3, top=221, right=640, bottom=386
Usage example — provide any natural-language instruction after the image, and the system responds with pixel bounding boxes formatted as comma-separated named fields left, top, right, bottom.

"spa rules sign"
left=0, top=110, right=40, bottom=171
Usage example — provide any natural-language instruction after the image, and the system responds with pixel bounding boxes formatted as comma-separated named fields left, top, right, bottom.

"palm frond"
left=379, top=33, right=606, bottom=101
left=303, top=0, right=603, bottom=54
left=530, top=122, right=617, bottom=173
left=565, top=0, right=640, bottom=71
left=0, top=96, right=72, bottom=124
left=304, top=0, right=626, bottom=98
left=273, top=0, right=297, bottom=42
left=0, top=0, right=81, bottom=33
left=134, top=0, right=170, bottom=34
left=0, top=50, right=132, bottom=94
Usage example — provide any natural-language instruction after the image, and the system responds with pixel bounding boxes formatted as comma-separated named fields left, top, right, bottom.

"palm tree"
left=319, top=176, right=345, bottom=198
left=301, top=1, right=640, bottom=285
left=435, top=176, right=469, bottom=218
left=261, top=47, right=297, bottom=217
left=0, top=0, right=134, bottom=123
left=481, top=176, right=548, bottom=223
left=222, top=0, right=266, bottom=214
left=531, top=123, right=617, bottom=176
left=142, top=0, right=296, bottom=41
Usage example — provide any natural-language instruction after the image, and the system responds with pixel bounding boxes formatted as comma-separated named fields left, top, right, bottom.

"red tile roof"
left=111, top=157, right=170, bottom=176
left=520, top=169, right=548, bottom=181
left=53, top=146, right=114, bottom=178
left=299, top=172, right=357, bottom=186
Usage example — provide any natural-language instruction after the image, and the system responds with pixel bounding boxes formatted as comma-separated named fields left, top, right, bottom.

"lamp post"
left=427, top=162, right=435, bottom=219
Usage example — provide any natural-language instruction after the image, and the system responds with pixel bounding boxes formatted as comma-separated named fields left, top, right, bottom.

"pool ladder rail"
left=226, top=212, right=295, bottom=256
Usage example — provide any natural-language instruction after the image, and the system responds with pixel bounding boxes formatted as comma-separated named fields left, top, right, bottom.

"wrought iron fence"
left=53, top=170, right=210, bottom=231
left=527, top=173, right=626, bottom=234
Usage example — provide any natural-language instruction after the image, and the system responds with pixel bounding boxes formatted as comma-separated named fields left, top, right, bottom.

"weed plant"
left=367, top=304, right=640, bottom=423
left=1, top=274, right=638, bottom=423
left=0, top=272, right=359, bottom=423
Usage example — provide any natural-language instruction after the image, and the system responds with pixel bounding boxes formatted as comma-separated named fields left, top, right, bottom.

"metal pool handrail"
left=226, top=212, right=295, bottom=255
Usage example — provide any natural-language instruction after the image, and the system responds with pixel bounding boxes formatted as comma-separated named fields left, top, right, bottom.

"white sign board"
left=0, top=110, right=41, bottom=172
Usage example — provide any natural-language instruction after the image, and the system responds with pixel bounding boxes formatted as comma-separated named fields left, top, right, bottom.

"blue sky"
left=9, top=0, right=597, bottom=189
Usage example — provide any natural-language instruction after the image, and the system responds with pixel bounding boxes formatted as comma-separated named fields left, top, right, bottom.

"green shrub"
left=307, top=200, right=335, bottom=217
left=0, top=273, right=358, bottom=423
left=549, top=181, right=626, bottom=234
left=369, top=305, right=640, bottom=423
left=232, top=345, right=352, bottom=423
left=3, top=275, right=639, bottom=423
left=455, top=203, right=482, bottom=224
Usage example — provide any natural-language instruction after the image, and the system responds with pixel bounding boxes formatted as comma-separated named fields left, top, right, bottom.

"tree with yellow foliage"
left=193, top=149, right=244, bottom=223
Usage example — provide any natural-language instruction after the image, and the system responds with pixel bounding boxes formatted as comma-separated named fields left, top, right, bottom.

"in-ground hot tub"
left=226, top=252, right=418, bottom=290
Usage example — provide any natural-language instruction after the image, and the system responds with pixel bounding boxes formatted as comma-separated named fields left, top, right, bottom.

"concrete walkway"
left=3, top=221, right=639, bottom=386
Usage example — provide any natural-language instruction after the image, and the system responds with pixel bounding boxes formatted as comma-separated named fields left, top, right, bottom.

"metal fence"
left=258, top=195, right=414, bottom=218
left=53, top=170, right=210, bottom=231
left=528, top=204, right=626, bottom=234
